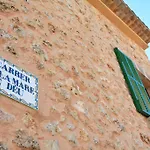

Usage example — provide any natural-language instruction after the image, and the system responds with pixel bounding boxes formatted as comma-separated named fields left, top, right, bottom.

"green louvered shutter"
left=114, top=48, right=150, bottom=117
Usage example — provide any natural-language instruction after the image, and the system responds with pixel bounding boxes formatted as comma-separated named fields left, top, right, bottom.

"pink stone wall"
left=0, top=0, right=150, bottom=149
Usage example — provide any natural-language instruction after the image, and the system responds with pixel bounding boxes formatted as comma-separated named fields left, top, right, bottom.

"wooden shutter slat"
left=114, top=48, right=150, bottom=117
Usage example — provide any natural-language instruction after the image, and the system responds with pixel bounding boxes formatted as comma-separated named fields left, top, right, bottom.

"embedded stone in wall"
left=65, top=78, right=82, bottom=95
left=69, top=111, right=79, bottom=120
left=0, top=142, right=8, bottom=150
left=22, top=112, right=36, bottom=128
left=54, top=81, right=63, bottom=89
left=73, top=101, right=88, bottom=115
left=48, top=23, right=56, bottom=33
left=47, top=69, right=56, bottom=76
left=13, top=129, right=40, bottom=150
left=140, top=133, right=150, bottom=145
left=79, top=129, right=89, bottom=142
left=66, top=122, right=75, bottom=131
left=112, top=118, right=125, bottom=132
left=32, top=43, right=44, bottom=55
left=98, top=105, right=107, bottom=116
left=36, top=61, right=45, bottom=70
left=72, top=65, right=79, bottom=76
left=60, top=115, right=66, bottom=123
left=87, top=93, right=99, bottom=103
left=55, top=60, right=69, bottom=72
left=45, top=122, right=62, bottom=136
left=96, top=124, right=104, bottom=134
left=32, top=43, right=49, bottom=61
left=67, top=134, right=78, bottom=146
left=44, top=140, right=60, bottom=150
left=56, top=88, right=71, bottom=100
left=26, top=20, right=36, bottom=29
left=0, top=1, right=18, bottom=12
left=0, top=109, right=15, bottom=123
left=93, top=137, right=99, bottom=145
left=4, top=44, right=17, bottom=56
left=0, top=29, right=13, bottom=40
left=13, top=25, right=26, bottom=38
left=43, top=40, right=52, bottom=48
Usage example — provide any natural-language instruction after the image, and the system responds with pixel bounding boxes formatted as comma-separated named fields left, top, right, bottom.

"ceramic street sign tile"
left=0, top=56, right=38, bottom=110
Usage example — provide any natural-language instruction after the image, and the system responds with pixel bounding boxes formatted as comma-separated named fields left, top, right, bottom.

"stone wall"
left=0, top=0, right=150, bottom=149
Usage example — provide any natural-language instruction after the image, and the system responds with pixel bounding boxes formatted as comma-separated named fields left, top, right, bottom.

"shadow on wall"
left=136, top=66, right=150, bottom=97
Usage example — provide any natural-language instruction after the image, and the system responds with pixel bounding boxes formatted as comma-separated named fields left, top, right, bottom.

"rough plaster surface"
left=0, top=0, right=150, bottom=149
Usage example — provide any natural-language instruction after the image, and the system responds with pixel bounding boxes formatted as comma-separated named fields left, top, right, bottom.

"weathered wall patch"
left=0, top=57, right=38, bottom=109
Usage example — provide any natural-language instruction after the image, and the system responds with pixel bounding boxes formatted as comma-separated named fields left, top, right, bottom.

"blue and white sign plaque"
left=0, top=57, right=38, bottom=110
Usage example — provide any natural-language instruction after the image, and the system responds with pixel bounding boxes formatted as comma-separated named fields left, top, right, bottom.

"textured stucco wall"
left=0, top=0, right=150, bottom=150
